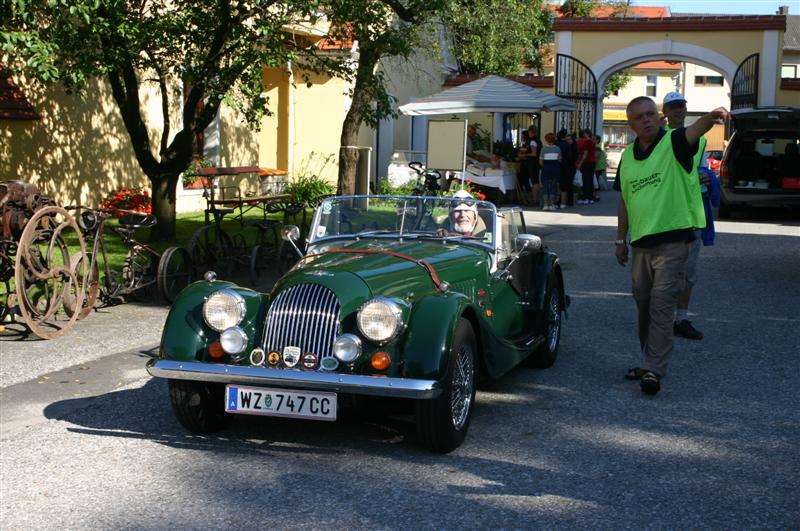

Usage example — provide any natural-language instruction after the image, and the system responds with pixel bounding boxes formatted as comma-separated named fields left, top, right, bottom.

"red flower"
left=101, top=187, right=152, bottom=217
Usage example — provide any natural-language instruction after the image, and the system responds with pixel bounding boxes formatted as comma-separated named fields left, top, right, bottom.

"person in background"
left=576, top=129, right=597, bottom=204
left=594, top=135, right=608, bottom=199
left=516, top=129, right=533, bottom=204
left=661, top=91, right=712, bottom=340
left=527, top=126, right=542, bottom=207
left=466, top=125, right=490, bottom=163
left=615, top=95, right=728, bottom=396
left=539, top=132, right=562, bottom=211
left=556, top=129, right=575, bottom=208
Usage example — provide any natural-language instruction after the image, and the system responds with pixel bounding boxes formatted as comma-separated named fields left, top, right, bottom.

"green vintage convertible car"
left=147, top=193, right=568, bottom=452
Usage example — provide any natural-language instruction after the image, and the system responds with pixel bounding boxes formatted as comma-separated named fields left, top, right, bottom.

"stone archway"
left=553, top=15, right=787, bottom=133
left=591, top=42, right=740, bottom=133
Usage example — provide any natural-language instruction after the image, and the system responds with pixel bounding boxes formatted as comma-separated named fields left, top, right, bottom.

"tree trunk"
left=337, top=50, right=377, bottom=195
left=338, top=110, right=362, bottom=195
left=149, top=173, right=180, bottom=241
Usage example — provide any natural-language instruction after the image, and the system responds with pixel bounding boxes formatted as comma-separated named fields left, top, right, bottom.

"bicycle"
left=408, top=162, right=443, bottom=196
left=64, top=206, right=192, bottom=318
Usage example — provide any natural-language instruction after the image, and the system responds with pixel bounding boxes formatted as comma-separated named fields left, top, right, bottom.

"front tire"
left=525, top=282, right=563, bottom=368
left=416, top=317, right=476, bottom=453
left=168, top=379, right=233, bottom=433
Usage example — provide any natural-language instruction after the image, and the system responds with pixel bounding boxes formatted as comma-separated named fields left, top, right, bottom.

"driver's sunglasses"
left=453, top=199, right=476, bottom=208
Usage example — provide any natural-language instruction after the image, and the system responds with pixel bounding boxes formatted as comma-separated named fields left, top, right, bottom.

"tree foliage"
left=556, top=0, right=633, bottom=96
left=442, top=0, right=550, bottom=76
left=557, top=0, right=628, bottom=18
left=305, top=0, right=444, bottom=194
left=3, top=0, right=321, bottom=239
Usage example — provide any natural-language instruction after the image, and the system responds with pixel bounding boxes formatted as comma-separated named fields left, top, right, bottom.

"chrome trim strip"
left=147, top=359, right=441, bottom=399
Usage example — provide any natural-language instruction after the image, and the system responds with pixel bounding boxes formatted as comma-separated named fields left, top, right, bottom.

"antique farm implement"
left=1, top=180, right=86, bottom=339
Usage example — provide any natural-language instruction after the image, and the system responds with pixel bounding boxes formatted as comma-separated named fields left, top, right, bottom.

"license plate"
left=224, top=385, right=336, bottom=421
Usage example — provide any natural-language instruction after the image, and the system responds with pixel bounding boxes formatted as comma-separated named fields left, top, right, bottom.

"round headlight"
left=333, top=334, right=362, bottom=363
left=220, top=327, right=248, bottom=354
left=203, top=288, right=246, bottom=332
left=357, top=298, right=404, bottom=344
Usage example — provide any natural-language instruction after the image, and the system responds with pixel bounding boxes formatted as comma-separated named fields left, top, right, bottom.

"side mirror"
left=494, top=234, right=542, bottom=281
left=282, top=225, right=303, bottom=258
left=516, top=233, right=542, bottom=252
left=282, top=225, right=300, bottom=241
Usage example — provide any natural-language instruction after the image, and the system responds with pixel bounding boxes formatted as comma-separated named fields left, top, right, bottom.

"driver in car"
left=438, top=190, right=487, bottom=237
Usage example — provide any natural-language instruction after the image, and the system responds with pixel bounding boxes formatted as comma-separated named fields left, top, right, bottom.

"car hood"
left=278, top=239, right=491, bottom=301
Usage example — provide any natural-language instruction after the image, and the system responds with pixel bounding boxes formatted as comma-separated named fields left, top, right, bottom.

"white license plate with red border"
left=225, top=385, right=336, bottom=421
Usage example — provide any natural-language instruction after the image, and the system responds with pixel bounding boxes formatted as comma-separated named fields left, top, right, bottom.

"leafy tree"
left=310, top=0, right=444, bottom=195
left=557, top=0, right=628, bottom=18
left=442, top=0, right=550, bottom=76
left=603, top=68, right=632, bottom=96
left=3, top=0, right=320, bottom=240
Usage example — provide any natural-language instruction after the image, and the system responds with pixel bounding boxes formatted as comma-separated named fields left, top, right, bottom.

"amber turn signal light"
left=208, top=341, right=226, bottom=359
left=371, top=351, right=391, bottom=371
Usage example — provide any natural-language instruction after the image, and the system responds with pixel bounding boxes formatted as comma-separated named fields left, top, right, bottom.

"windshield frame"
left=307, top=194, right=498, bottom=251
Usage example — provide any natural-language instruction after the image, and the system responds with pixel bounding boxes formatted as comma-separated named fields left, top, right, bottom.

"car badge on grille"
left=283, top=346, right=301, bottom=368
left=320, top=357, right=339, bottom=372
left=308, top=270, right=333, bottom=277
left=301, top=352, right=318, bottom=370
left=267, top=351, right=281, bottom=367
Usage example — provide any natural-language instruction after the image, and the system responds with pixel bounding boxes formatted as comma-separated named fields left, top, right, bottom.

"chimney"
left=777, top=6, right=789, bottom=15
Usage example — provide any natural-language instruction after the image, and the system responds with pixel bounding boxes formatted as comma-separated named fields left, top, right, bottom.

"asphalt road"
left=1, top=192, right=798, bottom=529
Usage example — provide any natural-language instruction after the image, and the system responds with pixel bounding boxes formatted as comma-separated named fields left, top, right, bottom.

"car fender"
left=528, top=252, right=567, bottom=316
left=400, top=292, right=475, bottom=381
left=159, top=280, right=266, bottom=362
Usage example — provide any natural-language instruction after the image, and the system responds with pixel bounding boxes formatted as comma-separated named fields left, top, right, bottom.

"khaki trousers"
left=631, top=241, right=690, bottom=377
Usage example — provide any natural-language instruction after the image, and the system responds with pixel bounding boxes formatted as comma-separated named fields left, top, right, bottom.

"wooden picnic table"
left=195, top=166, right=294, bottom=226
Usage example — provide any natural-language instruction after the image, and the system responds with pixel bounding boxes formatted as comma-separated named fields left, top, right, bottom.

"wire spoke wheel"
left=187, top=225, right=234, bottom=278
left=157, top=246, right=192, bottom=303
left=14, top=206, right=85, bottom=339
left=123, top=246, right=158, bottom=302
left=249, top=243, right=276, bottom=287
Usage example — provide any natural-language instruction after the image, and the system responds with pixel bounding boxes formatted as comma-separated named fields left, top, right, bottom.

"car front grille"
left=261, top=283, right=341, bottom=362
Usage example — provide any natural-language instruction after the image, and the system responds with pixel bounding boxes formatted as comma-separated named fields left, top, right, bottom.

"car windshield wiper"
left=354, top=229, right=399, bottom=239
left=414, top=231, right=484, bottom=242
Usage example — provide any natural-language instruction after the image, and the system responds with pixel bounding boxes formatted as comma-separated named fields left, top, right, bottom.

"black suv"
left=719, top=107, right=800, bottom=218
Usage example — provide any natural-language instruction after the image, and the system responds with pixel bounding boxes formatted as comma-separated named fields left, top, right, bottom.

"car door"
left=486, top=208, right=542, bottom=370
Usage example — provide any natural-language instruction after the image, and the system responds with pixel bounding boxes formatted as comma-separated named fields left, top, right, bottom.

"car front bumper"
left=146, top=358, right=441, bottom=399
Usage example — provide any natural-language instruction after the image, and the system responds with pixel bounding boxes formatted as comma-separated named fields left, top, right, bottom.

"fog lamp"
left=220, top=327, right=248, bottom=354
left=333, top=334, right=361, bottom=363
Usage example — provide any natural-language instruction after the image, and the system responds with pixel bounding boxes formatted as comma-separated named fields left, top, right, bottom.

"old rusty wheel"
left=14, top=206, right=86, bottom=339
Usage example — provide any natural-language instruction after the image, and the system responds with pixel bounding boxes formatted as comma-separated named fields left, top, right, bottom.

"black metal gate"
left=731, top=53, right=759, bottom=110
left=554, top=54, right=598, bottom=134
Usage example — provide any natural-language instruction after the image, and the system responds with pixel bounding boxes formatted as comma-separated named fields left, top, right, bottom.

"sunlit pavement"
left=1, top=190, right=798, bottom=529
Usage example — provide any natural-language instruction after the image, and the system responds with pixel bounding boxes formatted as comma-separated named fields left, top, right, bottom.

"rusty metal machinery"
left=1, top=181, right=86, bottom=339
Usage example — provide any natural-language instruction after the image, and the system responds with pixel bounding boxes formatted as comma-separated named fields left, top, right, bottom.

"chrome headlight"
left=333, top=334, right=362, bottom=363
left=220, top=327, right=248, bottom=354
left=203, top=288, right=246, bottom=332
left=357, top=297, right=405, bottom=344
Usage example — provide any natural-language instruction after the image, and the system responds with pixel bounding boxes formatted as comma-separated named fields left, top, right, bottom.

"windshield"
left=309, top=195, right=496, bottom=247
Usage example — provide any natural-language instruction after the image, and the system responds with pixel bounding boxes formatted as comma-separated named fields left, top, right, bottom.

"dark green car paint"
left=159, top=236, right=563, bottom=384
left=159, top=280, right=265, bottom=363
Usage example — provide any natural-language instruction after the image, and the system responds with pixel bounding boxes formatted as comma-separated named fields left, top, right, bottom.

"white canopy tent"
left=398, top=75, right=576, bottom=116
left=395, top=75, right=577, bottom=195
